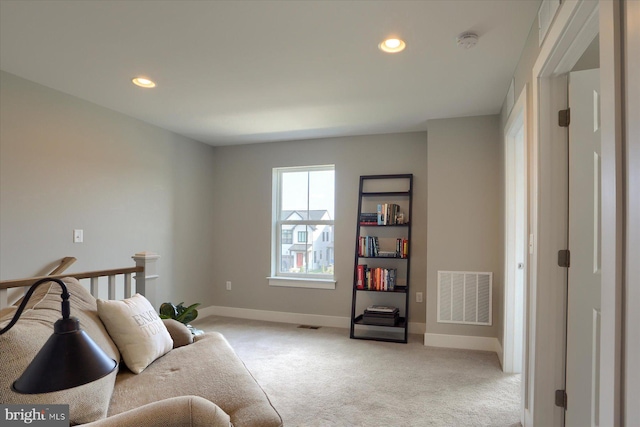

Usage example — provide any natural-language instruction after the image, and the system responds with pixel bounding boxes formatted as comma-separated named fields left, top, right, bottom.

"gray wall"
left=0, top=71, right=217, bottom=308
left=1, top=70, right=504, bottom=337
left=426, top=115, right=503, bottom=339
left=501, top=14, right=541, bottom=128
left=209, top=133, right=429, bottom=323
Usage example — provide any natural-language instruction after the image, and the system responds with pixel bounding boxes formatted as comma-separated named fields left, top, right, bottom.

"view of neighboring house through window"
left=273, top=165, right=335, bottom=279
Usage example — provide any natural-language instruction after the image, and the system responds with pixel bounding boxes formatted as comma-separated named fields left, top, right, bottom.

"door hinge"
left=558, top=249, right=571, bottom=268
left=555, top=389, right=568, bottom=410
left=559, top=108, right=570, bottom=127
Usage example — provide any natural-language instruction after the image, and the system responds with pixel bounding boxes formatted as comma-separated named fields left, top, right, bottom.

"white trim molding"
left=267, top=276, right=336, bottom=290
left=198, top=305, right=426, bottom=335
left=529, top=0, right=601, bottom=425
left=424, top=333, right=503, bottom=357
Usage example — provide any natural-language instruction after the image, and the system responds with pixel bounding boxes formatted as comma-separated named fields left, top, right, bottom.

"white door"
left=565, top=68, right=601, bottom=427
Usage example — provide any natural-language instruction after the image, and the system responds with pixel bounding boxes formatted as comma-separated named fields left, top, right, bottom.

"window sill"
left=267, top=276, right=336, bottom=290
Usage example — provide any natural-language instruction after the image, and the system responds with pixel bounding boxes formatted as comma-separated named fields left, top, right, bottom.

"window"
left=270, top=165, right=335, bottom=288
left=282, top=229, right=293, bottom=244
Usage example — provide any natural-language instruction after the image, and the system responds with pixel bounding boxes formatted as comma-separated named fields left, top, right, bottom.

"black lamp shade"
left=1, top=278, right=118, bottom=394
left=12, top=317, right=117, bottom=394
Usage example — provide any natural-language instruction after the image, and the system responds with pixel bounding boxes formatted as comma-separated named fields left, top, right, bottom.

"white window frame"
left=268, top=165, right=336, bottom=290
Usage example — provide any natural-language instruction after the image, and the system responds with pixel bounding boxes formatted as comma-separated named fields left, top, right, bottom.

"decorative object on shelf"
left=350, top=174, right=413, bottom=343
left=0, top=278, right=117, bottom=394
left=159, top=301, right=203, bottom=335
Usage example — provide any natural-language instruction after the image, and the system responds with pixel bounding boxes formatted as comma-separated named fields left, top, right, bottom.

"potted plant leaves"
left=159, top=301, right=203, bottom=335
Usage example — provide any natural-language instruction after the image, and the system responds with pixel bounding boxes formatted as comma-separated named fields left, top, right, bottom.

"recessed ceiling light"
left=378, top=38, right=406, bottom=53
left=131, top=77, right=156, bottom=88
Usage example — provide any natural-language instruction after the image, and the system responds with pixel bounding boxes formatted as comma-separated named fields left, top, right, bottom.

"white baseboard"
left=198, top=305, right=426, bottom=335
left=199, top=305, right=350, bottom=328
left=424, top=332, right=503, bottom=355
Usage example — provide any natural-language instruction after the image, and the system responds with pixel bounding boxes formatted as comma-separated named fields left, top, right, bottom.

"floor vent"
left=298, top=325, right=321, bottom=329
left=437, top=271, right=492, bottom=326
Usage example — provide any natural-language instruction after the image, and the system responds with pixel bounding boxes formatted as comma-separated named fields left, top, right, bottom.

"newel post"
left=132, top=251, right=160, bottom=307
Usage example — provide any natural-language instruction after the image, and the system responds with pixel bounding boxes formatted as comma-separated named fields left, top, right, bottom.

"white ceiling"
left=0, top=0, right=540, bottom=146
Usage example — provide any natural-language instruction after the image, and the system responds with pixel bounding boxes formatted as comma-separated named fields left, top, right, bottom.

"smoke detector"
left=457, top=32, right=479, bottom=49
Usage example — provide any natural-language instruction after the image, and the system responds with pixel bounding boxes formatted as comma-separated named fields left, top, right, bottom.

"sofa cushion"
left=108, top=332, right=282, bottom=427
left=97, top=293, right=173, bottom=374
left=82, top=396, right=231, bottom=427
left=0, top=278, right=120, bottom=425
left=162, top=318, right=194, bottom=348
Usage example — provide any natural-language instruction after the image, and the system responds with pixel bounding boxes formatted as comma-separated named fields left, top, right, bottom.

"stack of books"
left=362, top=305, right=399, bottom=326
left=359, top=212, right=379, bottom=225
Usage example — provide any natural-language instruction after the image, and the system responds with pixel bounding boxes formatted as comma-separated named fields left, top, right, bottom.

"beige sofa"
left=0, top=278, right=282, bottom=427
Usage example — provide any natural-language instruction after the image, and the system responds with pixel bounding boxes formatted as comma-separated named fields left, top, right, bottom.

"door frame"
left=529, top=0, right=624, bottom=425
left=503, top=86, right=528, bottom=424
left=503, top=85, right=528, bottom=376
left=624, top=0, right=640, bottom=422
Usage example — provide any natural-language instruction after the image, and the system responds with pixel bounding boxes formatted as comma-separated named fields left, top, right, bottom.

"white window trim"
left=271, top=165, right=335, bottom=288
left=267, top=276, right=336, bottom=290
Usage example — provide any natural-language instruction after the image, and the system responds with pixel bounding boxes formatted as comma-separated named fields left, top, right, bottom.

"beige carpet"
left=192, top=315, right=521, bottom=427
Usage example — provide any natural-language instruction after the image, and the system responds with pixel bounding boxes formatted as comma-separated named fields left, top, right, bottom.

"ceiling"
left=0, top=0, right=541, bottom=146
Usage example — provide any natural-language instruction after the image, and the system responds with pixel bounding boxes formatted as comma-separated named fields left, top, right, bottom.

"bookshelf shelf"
left=355, top=288, right=407, bottom=293
left=353, top=315, right=407, bottom=328
left=361, top=191, right=411, bottom=197
left=358, top=256, right=408, bottom=259
left=359, top=223, right=410, bottom=227
left=350, top=174, right=413, bottom=344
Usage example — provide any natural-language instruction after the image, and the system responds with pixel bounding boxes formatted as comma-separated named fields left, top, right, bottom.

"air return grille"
left=437, top=271, right=492, bottom=326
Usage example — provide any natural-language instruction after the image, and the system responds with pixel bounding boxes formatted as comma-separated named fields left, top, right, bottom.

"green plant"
left=159, top=301, right=200, bottom=325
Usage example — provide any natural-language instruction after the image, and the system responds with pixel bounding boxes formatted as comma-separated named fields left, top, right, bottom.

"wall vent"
left=437, top=271, right=492, bottom=326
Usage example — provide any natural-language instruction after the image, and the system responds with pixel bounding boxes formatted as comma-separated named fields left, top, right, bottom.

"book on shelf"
left=366, top=305, right=399, bottom=313
left=361, top=315, right=399, bottom=326
left=395, top=238, right=409, bottom=258
left=362, top=306, right=400, bottom=326
left=356, top=264, right=366, bottom=290
left=356, top=267, right=397, bottom=291
left=358, top=237, right=408, bottom=259
left=377, top=251, right=397, bottom=258
left=364, top=305, right=400, bottom=316
left=363, top=312, right=399, bottom=319
left=359, top=212, right=379, bottom=225
left=376, top=203, right=405, bottom=225
left=358, top=236, right=380, bottom=257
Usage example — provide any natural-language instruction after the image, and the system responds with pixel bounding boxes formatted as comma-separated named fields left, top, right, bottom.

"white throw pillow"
left=97, top=293, right=173, bottom=374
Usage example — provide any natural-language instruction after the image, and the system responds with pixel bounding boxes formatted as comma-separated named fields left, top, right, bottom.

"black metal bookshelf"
left=350, top=174, right=413, bottom=343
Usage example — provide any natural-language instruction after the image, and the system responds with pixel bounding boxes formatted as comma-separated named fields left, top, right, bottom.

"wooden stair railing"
left=0, top=256, right=77, bottom=309
left=48, top=256, right=77, bottom=276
